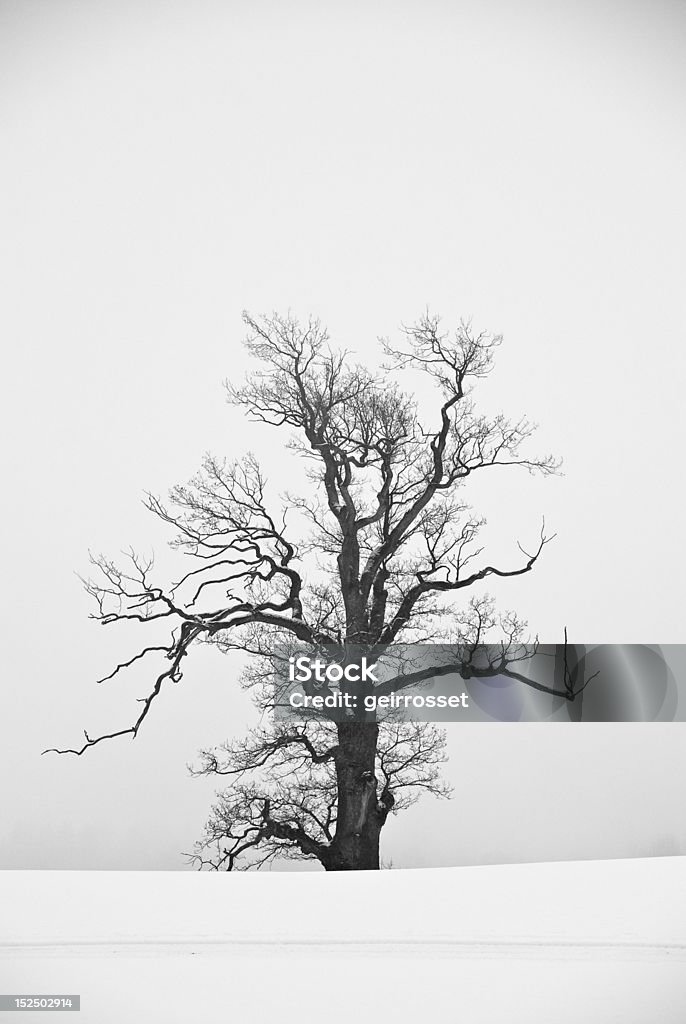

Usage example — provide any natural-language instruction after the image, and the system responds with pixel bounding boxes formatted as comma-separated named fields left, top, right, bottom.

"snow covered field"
left=2, top=858, right=685, bottom=1022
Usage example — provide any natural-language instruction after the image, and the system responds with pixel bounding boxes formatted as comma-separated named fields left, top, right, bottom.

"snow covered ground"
left=2, top=857, right=685, bottom=1022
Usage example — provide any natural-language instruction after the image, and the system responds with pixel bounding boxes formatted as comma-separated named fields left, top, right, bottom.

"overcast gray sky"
left=1, top=0, right=685, bottom=870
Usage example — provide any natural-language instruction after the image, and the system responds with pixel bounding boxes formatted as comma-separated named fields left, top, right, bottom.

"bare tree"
left=47, top=311, right=581, bottom=871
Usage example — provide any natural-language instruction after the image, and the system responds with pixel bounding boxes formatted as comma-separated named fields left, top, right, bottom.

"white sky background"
left=1, top=0, right=685, bottom=870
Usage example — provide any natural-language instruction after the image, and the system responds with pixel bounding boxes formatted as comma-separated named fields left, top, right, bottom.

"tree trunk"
left=326, top=722, right=383, bottom=871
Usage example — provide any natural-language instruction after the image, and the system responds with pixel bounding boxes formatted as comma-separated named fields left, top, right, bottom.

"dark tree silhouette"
left=47, top=311, right=582, bottom=871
